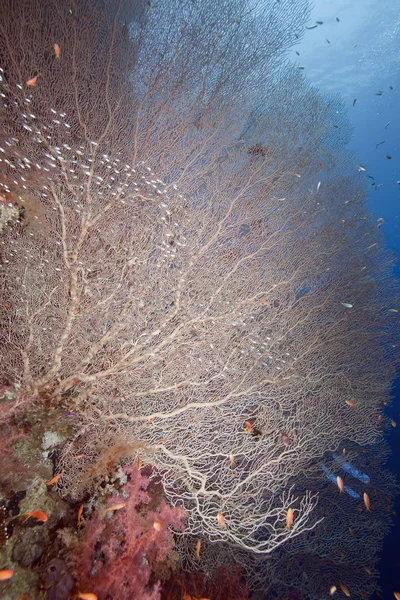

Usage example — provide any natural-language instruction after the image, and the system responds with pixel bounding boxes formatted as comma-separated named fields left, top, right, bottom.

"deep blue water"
left=293, top=1, right=400, bottom=596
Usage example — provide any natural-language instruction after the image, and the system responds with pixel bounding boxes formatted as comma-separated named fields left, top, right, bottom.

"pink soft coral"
left=72, top=466, right=186, bottom=600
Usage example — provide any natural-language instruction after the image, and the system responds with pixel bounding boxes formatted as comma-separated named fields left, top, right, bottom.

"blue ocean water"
left=294, top=1, right=400, bottom=596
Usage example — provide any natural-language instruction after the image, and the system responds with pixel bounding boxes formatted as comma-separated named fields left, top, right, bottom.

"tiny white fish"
left=357, top=165, right=366, bottom=172
left=341, top=302, right=353, bottom=308
left=316, top=181, right=321, bottom=192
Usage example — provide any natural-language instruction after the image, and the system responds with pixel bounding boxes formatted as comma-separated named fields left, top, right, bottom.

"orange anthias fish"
left=286, top=508, right=294, bottom=530
left=54, top=43, right=61, bottom=59
left=329, top=586, right=337, bottom=596
left=45, top=473, right=61, bottom=486
left=137, top=456, right=141, bottom=470
left=393, top=592, right=400, bottom=600
left=281, top=431, right=291, bottom=446
left=217, top=512, right=226, bottom=528
left=22, top=510, right=48, bottom=524
left=244, top=421, right=252, bottom=433
left=195, top=539, right=201, bottom=558
left=391, top=419, right=397, bottom=428
left=26, top=74, right=39, bottom=86
left=77, top=504, right=84, bottom=525
left=345, top=399, right=358, bottom=408
left=153, top=521, right=162, bottom=532
left=106, top=502, right=125, bottom=512
left=377, top=415, right=383, bottom=425
left=77, top=594, right=98, bottom=600
left=0, top=570, right=14, bottom=581
left=229, top=453, right=236, bottom=467
left=339, top=582, right=351, bottom=597
left=363, top=492, right=371, bottom=512
left=337, top=475, right=344, bottom=493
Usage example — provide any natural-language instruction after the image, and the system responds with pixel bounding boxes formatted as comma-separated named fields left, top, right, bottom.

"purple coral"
left=71, top=466, right=186, bottom=600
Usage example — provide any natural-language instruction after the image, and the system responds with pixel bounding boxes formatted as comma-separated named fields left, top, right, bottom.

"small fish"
left=217, top=512, right=226, bottom=527
left=363, top=492, right=371, bottom=512
left=316, top=20, right=323, bottom=24
left=391, top=419, right=397, bottom=428
left=330, top=586, right=337, bottom=596
left=394, top=592, right=400, bottom=600
left=106, top=502, right=125, bottom=512
left=260, top=299, right=269, bottom=306
left=363, top=566, right=372, bottom=574
left=244, top=421, right=252, bottom=433
left=26, top=74, right=39, bottom=86
left=386, top=155, right=392, bottom=159
left=286, top=508, right=294, bottom=529
left=281, top=431, right=291, bottom=446
left=229, top=453, right=236, bottom=467
left=73, top=453, right=85, bottom=460
left=339, top=582, right=351, bottom=598
left=153, top=521, right=162, bottom=531
left=375, top=91, right=383, bottom=96
left=377, top=217, right=384, bottom=228
left=341, top=302, right=353, bottom=309
left=389, top=309, right=399, bottom=313
left=45, top=473, right=61, bottom=486
left=295, top=51, right=300, bottom=56
left=326, top=38, right=331, bottom=43
left=296, top=65, right=305, bottom=69
left=22, top=510, right=48, bottom=524
left=385, top=121, right=390, bottom=129
left=375, top=140, right=385, bottom=149
left=0, top=570, right=14, bottom=581
left=54, top=43, right=61, bottom=59
left=316, top=181, right=321, bottom=192
left=337, top=475, right=344, bottom=493
left=305, top=23, right=318, bottom=29
left=345, top=399, right=358, bottom=408
left=336, top=17, right=340, bottom=22
left=377, top=415, right=383, bottom=425
left=390, top=85, right=394, bottom=90
left=137, top=456, right=141, bottom=470
left=77, top=594, right=98, bottom=600
left=367, top=175, right=375, bottom=180
left=77, top=504, right=84, bottom=525
left=357, top=165, right=366, bottom=171
left=195, top=539, right=201, bottom=558
left=349, top=527, right=355, bottom=537
left=353, top=98, right=357, bottom=107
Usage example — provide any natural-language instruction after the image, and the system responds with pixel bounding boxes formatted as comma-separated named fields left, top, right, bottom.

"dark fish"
left=336, top=17, right=340, bottom=22
left=375, top=140, right=385, bottom=149
left=375, top=91, right=383, bottom=96
left=386, top=155, right=392, bottom=159
left=385, top=121, right=390, bottom=129
left=316, top=20, right=323, bottom=24
left=296, top=51, right=300, bottom=56
left=353, top=98, right=357, bottom=107
left=367, top=175, right=375, bottom=180
left=389, top=85, right=393, bottom=90
left=326, top=38, right=331, bottom=43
